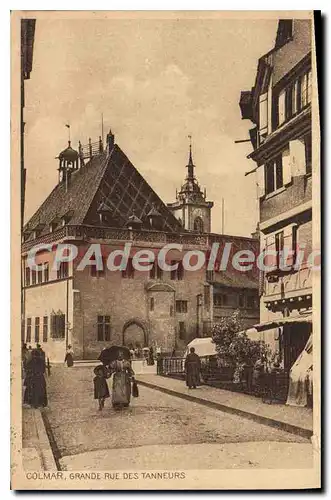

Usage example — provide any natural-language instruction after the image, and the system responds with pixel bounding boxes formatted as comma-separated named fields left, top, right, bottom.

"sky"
left=24, top=15, right=278, bottom=236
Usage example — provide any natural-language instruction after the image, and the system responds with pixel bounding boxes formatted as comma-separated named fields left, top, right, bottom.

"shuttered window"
left=26, top=318, right=32, bottom=343
left=91, top=256, right=106, bottom=278
left=278, top=89, right=286, bottom=125
left=25, top=267, right=30, bottom=287
left=149, top=261, right=163, bottom=280
left=265, top=153, right=285, bottom=195
left=299, top=70, right=312, bottom=109
left=35, top=317, right=40, bottom=343
left=43, top=316, right=48, bottom=342
left=57, top=262, right=69, bottom=279
left=44, top=263, right=49, bottom=282
left=259, top=92, right=268, bottom=137
left=97, top=315, right=111, bottom=341
left=176, top=300, right=188, bottom=313
left=304, top=132, right=312, bottom=174
left=122, top=258, right=134, bottom=279
left=51, top=313, right=65, bottom=339
left=170, top=261, right=184, bottom=280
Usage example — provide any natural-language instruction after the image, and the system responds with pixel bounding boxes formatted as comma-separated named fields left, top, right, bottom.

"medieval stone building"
left=22, top=131, right=259, bottom=361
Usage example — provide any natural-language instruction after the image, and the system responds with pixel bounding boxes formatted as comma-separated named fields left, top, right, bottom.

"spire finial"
left=188, top=134, right=193, bottom=164
left=187, top=134, right=194, bottom=179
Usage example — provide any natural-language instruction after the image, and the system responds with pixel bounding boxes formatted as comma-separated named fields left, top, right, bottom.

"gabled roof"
left=24, top=152, right=108, bottom=234
left=24, top=143, right=182, bottom=240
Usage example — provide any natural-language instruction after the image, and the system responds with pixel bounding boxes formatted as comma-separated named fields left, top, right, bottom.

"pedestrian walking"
left=252, top=357, right=265, bottom=396
left=36, top=344, right=46, bottom=365
left=26, top=345, right=33, bottom=363
left=109, top=350, right=135, bottom=409
left=23, top=349, right=48, bottom=408
left=93, top=365, right=110, bottom=411
left=185, top=347, right=201, bottom=389
left=22, top=343, right=29, bottom=371
left=64, top=345, right=74, bottom=367
left=148, top=346, right=155, bottom=366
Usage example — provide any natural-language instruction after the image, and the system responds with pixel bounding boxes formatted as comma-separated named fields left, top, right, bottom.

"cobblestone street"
left=42, top=366, right=313, bottom=470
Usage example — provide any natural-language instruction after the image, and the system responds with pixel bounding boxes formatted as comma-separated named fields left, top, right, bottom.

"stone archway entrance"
left=122, top=320, right=147, bottom=348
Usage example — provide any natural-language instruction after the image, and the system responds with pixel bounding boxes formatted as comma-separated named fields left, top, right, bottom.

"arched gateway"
left=122, top=319, right=148, bottom=348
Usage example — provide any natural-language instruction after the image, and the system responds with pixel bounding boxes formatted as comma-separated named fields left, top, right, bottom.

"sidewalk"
left=22, top=407, right=57, bottom=471
left=136, top=375, right=313, bottom=439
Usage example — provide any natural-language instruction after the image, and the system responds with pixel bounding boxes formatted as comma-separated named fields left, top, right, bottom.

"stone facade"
left=22, top=232, right=259, bottom=361
left=22, top=137, right=259, bottom=362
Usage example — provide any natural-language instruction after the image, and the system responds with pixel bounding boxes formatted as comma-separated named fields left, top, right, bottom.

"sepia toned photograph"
left=11, top=10, right=320, bottom=490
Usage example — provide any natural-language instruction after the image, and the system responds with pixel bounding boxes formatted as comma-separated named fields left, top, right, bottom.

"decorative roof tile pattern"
left=24, top=143, right=182, bottom=241
left=24, top=152, right=108, bottom=236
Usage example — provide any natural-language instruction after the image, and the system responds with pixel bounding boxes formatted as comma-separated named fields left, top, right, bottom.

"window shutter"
left=257, top=165, right=265, bottom=198
left=259, top=93, right=268, bottom=135
left=282, top=148, right=292, bottom=185
left=267, top=82, right=273, bottom=133
left=290, top=138, right=306, bottom=176
left=292, top=81, right=298, bottom=115
left=283, top=224, right=297, bottom=268
left=60, top=314, right=65, bottom=338
left=278, top=90, right=286, bottom=125
left=258, top=269, right=265, bottom=296
left=265, top=234, right=277, bottom=271
left=51, top=315, right=56, bottom=337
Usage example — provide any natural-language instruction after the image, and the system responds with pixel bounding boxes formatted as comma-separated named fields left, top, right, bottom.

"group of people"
left=22, top=343, right=74, bottom=409
left=22, top=343, right=48, bottom=408
left=94, top=351, right=137, bottom=411
left=128, top=345, right=155, bottom=365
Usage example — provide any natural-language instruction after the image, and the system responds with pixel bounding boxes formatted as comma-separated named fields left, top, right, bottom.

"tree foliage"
left=212, top=310, right=269, bottom=368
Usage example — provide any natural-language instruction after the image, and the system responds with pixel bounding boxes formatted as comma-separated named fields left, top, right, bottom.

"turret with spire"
left=167, top=138, right=214, bottom=233
left=56, top=140, right=79, bottom=188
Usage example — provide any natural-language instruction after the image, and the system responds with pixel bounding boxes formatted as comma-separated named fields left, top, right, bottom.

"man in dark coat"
left=185, top=347, right=201, bottom=389
left=24, top=349, right=48, bottom=408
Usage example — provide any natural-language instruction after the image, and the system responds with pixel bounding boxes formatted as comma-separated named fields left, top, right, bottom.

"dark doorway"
left=283, top=322, right=311, bottom=372
left=122, top=320, right=147, bottom=348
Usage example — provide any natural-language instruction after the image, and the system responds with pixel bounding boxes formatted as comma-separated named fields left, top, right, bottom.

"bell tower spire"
left=167, top=138, right=214, bottom=233
left=187, top=135, right=195, bottom=180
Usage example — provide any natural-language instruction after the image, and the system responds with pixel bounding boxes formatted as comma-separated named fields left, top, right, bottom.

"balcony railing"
left=22, top=224, right=260, bottom=254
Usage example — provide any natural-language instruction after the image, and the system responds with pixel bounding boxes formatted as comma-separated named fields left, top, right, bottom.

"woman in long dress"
left=64, top=345, right=74, bottom=367
left=109, top=351, right=135, bottom=409
left=24, top=349, right=48, bottom=408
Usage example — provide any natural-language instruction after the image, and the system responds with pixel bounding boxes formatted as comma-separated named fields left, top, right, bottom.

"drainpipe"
left=65, top=277, right=69, bottom=349
left=196, top=294, right=202, bottom=337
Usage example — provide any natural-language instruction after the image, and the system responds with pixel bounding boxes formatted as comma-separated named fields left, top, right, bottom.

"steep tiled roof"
left=24, top=152, right=108, bottom=234
left=24, top=143, right=182, bottom=240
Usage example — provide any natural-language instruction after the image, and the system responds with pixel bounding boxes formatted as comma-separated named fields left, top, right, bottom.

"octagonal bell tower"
left=167, top=141, right=213, bottom=233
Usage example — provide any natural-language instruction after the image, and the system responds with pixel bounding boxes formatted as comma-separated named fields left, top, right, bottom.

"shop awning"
left=247, top=313, right=312, bottom=333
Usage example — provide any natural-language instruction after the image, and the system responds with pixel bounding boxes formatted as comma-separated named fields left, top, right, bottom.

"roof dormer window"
left=32, top=223, right=45, bottom=239
left=61, top=210, right=74, bottom=226
left=275, top=20, right=293, bottom=49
